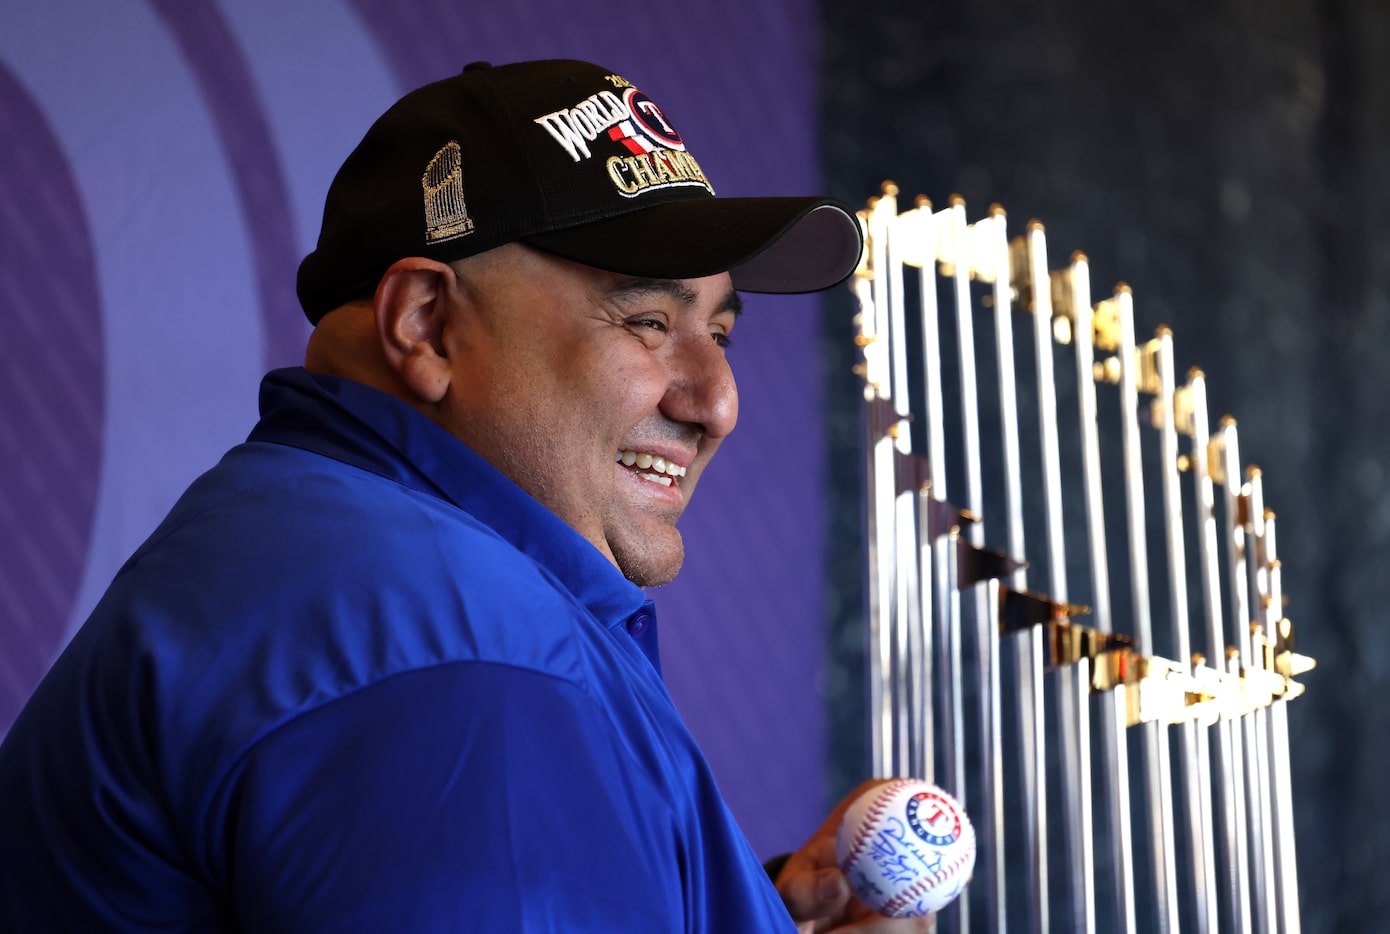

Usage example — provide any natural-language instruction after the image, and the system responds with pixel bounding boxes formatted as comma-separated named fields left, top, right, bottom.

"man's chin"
left=610, top=529, right=685, bottom=588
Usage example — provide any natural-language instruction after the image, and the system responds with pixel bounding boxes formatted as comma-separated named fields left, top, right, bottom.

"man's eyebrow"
left=609, top=277, right=744, bottom=318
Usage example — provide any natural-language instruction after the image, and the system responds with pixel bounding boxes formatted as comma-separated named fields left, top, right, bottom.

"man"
left=0, top=59, right=923, bottom=931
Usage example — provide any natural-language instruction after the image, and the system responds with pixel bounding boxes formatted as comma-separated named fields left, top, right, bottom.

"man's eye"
left=630, top=317, right=667, bottom=333
left=712, top=332, right=733, bottom=349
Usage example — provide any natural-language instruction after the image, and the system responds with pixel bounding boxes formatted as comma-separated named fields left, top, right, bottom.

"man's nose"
left=661, top=338, right=738, bottom=440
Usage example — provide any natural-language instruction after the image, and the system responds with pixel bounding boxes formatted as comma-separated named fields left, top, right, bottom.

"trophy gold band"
left=851, top=183, right=1315, bottom=933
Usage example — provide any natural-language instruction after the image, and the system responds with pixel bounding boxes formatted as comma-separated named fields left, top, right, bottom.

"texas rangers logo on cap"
left=533, top=74, right=713, bottom=200
left=607, top=88, right=686, bottom=155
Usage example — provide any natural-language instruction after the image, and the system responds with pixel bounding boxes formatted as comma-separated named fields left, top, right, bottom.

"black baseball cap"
left=296, top=59, right=864, bottom=324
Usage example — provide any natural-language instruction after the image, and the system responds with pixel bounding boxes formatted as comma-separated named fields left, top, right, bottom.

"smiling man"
left=325, top=246, right=745, bottom=589
left=0, top=60, right=923, bottom=932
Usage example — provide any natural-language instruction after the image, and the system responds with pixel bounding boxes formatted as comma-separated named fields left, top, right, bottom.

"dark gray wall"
left=821, top=1, right=1389, bottom=930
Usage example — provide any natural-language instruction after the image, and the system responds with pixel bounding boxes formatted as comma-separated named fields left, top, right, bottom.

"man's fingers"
left=779, top=866, right=852, bottom=922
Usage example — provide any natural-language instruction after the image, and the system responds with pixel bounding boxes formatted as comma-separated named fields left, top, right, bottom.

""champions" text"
left=606, top=150, right=711, bottom=198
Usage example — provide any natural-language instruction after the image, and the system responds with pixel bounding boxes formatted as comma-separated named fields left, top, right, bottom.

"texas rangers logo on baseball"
left=905, top=789, right=963, bottom=847
left=533, top=75, right=713, bottom=199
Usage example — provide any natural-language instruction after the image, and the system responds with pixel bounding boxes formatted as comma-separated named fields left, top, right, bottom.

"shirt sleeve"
left=210, top=661, right=685, bottom=933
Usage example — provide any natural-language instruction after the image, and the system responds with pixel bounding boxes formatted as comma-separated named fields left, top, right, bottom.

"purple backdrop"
left=0, top=0, right=829, bottom=859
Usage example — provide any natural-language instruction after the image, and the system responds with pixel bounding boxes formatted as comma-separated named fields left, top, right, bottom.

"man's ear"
left=375, top=257, right=458, bottom=404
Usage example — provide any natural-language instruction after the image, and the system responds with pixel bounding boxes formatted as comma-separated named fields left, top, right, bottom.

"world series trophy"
left=850, top=182, right=1315, bottom=933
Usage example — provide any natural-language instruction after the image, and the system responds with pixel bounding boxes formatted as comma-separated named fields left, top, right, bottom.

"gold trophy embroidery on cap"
left=423, top=141, right=474, bottom=243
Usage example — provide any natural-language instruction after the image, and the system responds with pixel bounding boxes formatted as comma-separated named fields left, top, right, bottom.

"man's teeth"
left=616, top=450, right=687, bottom=485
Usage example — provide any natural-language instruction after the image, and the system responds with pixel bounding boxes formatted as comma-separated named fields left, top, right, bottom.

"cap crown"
left=298, top=60, right=716, bottom=320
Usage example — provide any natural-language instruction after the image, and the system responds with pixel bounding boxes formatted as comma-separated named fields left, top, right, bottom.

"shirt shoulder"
left=72, top=439, right=620, bottom=823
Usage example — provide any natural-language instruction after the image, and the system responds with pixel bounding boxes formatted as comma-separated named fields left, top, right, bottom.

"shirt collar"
left=249, top=367, right=648, bottom=627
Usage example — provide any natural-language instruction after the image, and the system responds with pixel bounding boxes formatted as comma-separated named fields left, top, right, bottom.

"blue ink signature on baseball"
left=866, top=816, right=943, bottom=884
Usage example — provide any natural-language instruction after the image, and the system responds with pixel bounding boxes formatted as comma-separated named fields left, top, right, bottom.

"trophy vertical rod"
left=938, top=525, right=967, bottom=933
left=916, top=205, right=963, bottom=926
left=1030, top=240, right=1093, bottom=934
left=1013, top=227, right=1049, bottom=934
left=1071, top=653, right=1095, bottom=921
left=915, top=197, right=950, bottom=793
left=910, top=494, right=935, bottom=788
left=885, top=209, right=921, bottom=780
left=978, top=207, right=1014, bottom=934
left=908, top=232, right=937, bottom=792
left=941, top=197, right=976, bottom=932
left=1268, top=694, right=1299, bottom=934
left=892, top=473, right=922, bottom=779
left=1154, top=332, right=1215, bottom=931
left=1244, top=469, right=1278, bottom=933
left=868, top=391, right=900, bottom=771
left=982, top=575, right=1005, bottom=931
left=894, top=490, right=923, bottom=780
left=1184, top=371, right=1239, bottom=932
left=859, top=193, right=896, bottom=780
left=1115, top=290, right=1179, bottom=930
left=1263, top=511, right=1301, bottom=934
left=1051, top=474, right=1092, bottom=934
left=1068, top=257, right=1136, bottom=934
left=1217, top=419, right=1255, bottom=934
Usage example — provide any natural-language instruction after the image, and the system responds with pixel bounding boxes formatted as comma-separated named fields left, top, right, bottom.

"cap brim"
left=523, top=197, right=863, bottom=294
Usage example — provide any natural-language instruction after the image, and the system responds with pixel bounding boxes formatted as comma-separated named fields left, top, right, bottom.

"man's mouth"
left=615, top=449, right=688, bottom=488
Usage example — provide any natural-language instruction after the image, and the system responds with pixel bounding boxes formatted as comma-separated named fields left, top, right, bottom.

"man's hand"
left=775, top=780, right=936, bottom=933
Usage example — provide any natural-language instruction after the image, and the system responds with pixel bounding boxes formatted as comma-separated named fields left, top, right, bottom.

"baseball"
left=834, top=778, right=976, bottom=918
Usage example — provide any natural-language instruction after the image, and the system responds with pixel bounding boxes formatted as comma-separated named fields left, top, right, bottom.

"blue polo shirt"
left=0, top=368, right=796, bottom=933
